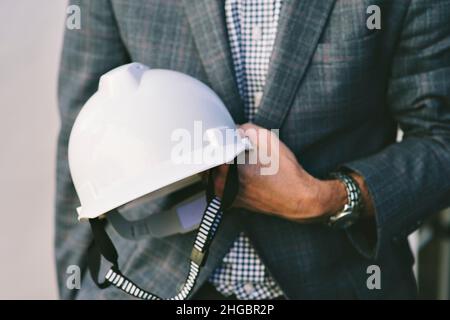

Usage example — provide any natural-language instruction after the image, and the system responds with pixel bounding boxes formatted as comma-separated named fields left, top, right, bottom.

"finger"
left=239, top=124, right=260, bottom=146
left=215, top=163, right=229, bottom=177
left=239, top=122, right=261, bottom=130
left=211, top=165, right=228, bottom=197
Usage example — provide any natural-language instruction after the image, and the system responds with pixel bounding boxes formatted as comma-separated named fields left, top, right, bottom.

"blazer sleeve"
left=56, top=0, right=129, bottom=299
left=342, top=0, right=450, bottom=260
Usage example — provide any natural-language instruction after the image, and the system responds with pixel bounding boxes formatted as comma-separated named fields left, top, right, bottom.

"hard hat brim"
left=76, top=142, right=246, bottom=220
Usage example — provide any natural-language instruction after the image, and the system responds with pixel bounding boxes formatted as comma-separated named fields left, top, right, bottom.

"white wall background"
left=0, top=0, right=67, bottom=299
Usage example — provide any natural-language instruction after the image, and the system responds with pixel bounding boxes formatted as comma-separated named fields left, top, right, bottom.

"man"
left=56, top=0, right=450, bottom=299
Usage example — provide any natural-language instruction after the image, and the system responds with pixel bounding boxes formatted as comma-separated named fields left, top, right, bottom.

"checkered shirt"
left=209, top=0, right=284, bottom=300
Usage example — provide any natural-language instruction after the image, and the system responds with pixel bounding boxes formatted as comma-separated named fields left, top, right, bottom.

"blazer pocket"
left=312, top=31, right=382, bottom=65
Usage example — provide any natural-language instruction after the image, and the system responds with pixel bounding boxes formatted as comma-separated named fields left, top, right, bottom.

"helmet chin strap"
left=87, top=162, right=239, bottom=300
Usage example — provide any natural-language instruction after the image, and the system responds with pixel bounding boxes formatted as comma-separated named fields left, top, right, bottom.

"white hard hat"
left=68, top=63, right=248, bottom=300
left=69, top=62, right=247, bottom=220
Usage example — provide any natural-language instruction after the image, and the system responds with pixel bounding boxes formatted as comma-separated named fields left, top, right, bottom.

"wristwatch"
left=327, top=172, right=363, bottom=229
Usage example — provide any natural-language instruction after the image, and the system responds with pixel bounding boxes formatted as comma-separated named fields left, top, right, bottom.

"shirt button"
left=244, top=283, right=254, bottom=295
left=252, top=25, right=262, bottom=41
left=254, top=91, right=263, bottom=107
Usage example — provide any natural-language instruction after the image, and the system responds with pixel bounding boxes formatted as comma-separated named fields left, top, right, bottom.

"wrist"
left=315, top=178, right=348, bottom=218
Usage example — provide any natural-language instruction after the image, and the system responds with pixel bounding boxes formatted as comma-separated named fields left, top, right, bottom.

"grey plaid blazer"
left=56, top=0, right=450, bottom=299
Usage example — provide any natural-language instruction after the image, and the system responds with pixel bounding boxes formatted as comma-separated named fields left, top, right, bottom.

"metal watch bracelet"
left=327, top=172, right=363, bottom=229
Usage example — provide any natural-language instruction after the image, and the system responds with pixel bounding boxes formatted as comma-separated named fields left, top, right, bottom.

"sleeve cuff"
left=340, top=154, right=410, bottom=261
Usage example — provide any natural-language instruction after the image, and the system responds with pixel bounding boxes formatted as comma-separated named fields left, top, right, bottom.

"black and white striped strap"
left=100, top=197, right=223, bottom=300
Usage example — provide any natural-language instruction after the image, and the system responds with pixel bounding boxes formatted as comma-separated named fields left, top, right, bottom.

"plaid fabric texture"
left=209, top=0, right=283, bottom=300
left=56, top=0, right=450, bottom=300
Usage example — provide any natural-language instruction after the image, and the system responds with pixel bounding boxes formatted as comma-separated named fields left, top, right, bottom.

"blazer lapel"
left=254, top=0, right=337, bottom=129
left=182, top=0, right=245, bottom=124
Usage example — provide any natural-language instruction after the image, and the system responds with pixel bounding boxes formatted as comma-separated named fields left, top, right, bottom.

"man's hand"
left=211, top=123, right=349, bottom=222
